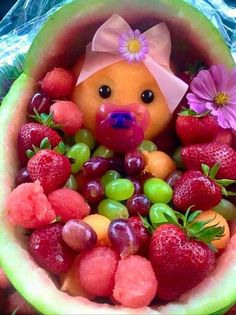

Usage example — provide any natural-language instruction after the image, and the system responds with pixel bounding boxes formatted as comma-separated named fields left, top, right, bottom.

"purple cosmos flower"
left=119, top=29, right=149, bottom=63
left=186, top=64, right=236, bottom=130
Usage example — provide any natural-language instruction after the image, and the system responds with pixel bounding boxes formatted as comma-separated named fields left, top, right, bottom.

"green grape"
left=213, top=199, right=236, bottom=221
left=101, top=170, right=120, bottom=186
left=105, top=179, right=134, bottom=201
left=138, top=140, right=157, bottom=152
left=173, top=147, right=184, bottom=169
left=74, top=129, right=96, bottom=150
left=64, top=175, right=78, bottom=191
left=93, top=145, right=114, bottom=158
left=149, top=203, right=176, bottom=226
left=144, top=178, right=173, bottom=204
left=98, top=199, right=129, bottom=220
left=67, top=143, right=90, bottom=173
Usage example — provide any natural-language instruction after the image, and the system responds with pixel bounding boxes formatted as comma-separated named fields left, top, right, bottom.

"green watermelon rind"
left=0, top=0, right=236, bottom=314
left=24, top=0, right=235, bottom=80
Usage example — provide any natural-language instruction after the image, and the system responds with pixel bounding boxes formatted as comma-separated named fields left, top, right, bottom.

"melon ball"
left=48, top=188, right=90, bottom=223
left=7, top=181, right=56, bottom=229
left=113, top=255, right=157, bottom=308
left=77, top=247, right=119, bottom=297
left=41, top=67, right=75, bottom=99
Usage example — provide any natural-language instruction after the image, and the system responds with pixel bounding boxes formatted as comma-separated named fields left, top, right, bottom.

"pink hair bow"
left=77, top=14, right=188, bottom=112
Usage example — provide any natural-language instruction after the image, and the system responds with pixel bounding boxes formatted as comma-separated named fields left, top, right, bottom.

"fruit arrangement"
left=0, top=0, right=236, bottom=315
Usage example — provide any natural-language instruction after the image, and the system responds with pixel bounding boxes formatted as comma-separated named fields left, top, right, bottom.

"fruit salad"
left=4, top=56, right=236, bottom=312
left=0, top=2, right=236, bottom=314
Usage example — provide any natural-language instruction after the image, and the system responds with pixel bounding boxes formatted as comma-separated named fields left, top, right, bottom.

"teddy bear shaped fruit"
left=2, top=9, right=236, bottom=315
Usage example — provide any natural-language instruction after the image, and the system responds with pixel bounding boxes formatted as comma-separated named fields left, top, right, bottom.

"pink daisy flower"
left=187, top=64, right=236, bottom=130
left=119, top=29, right=149, bottom=63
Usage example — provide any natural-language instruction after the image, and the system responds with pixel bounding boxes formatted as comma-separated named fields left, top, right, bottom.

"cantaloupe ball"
left=142, top=150, right=176, bottom=179
left=72, top=60, right=171, bottom=140
left=83, top=214, right=111, bottom=246
left=195, top=210, right=230, bottom=250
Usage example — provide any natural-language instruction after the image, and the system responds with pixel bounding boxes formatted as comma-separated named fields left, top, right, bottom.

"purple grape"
left=126, top=194, right=151, bottom=216
left=127, top=177, right=142, bottom=194
left=82, top=157, right=109, bottom=178
left=15, top=167, right=32, bottom=186
left=124, top=150, right=144, bottom=176
left=108, top=219, right=140, bottom=258
left=28, top=92, right=51, bottom=116
left=62, top=219, right=97, bottom=252
left=107, top=155, right=124, bottom=174
left=166, top=170, right=183, bottom=188
left=82, top=179, right=104, bottom=204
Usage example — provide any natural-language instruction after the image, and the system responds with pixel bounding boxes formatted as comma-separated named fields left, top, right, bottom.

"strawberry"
left=41, top=67, right=75, bottom=99
left=27, top=149, right=71, bottom=194
left=29, top=223, right=76, bottom=275
left=149, top=223, right=216, bottom=301
left=176, top=111, right=219, bottom=145
left=181, top=142, right=236, bottom=179
left=18, top=122, right=61, bottom=165
left=50, top=101, right=83, bottom=136
left=173, top=170, right=222, bottom=211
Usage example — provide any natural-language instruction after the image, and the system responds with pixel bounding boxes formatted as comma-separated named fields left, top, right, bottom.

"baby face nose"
left=109, top=112, right=136, bottom=129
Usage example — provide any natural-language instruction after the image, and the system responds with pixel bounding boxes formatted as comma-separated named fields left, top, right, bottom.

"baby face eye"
left=99, top=85, right=112, bottom=99
left=141, top=89, right=155, bottom=104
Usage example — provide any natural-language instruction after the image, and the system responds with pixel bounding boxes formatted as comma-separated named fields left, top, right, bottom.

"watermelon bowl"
left=0, top=0, right=236, bottom=314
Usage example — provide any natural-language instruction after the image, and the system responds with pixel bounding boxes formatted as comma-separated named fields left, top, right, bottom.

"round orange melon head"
left=72, top=59, right=172, bottom=140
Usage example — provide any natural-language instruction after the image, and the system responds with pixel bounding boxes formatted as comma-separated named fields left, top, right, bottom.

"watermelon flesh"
left=0, top=0, right=236, bottom=314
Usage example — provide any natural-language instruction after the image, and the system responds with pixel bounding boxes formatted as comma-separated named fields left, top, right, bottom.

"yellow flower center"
left=128, top=39, right=141, bottom=53
left=214, top=92, right=230, bottom=107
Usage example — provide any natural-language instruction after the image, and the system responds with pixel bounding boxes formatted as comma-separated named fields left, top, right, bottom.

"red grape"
left=82, top=157, right=109, bottom=178
left=15, top=167, right=32, bottom=186
left=108, top=219, right=140, bottom=258
left=166, top=170, right=183, bottom=188
left=62, top=219, right=97, bottom=252
left=107, top=156, right=124, bottom=174
left=127, top=177, right=142, bottom=194
left=124, top=150, right=144, bottom=176
left=128, top=216, right=150, bottom=253
left=82, top=179, right=104, bottom=204
left=126, top=194, right=151, bottom=216
left=27, top=92, right=51, bottom=116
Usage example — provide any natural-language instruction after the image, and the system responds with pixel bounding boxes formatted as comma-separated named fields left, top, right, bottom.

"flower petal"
left=215, top=106, right=236, bottom=130
left=210, top=64, right=229, bottom=91
left=190, top=69, right=217, bottom=100
left=187, top=93, right=208, bottom=113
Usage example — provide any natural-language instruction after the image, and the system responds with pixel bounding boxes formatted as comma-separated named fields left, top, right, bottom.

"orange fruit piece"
left=83, top=214, right=111, bottom=246
left=142, top=150, right=176, bottom=179
left=195, top=210, right=230, bottom=250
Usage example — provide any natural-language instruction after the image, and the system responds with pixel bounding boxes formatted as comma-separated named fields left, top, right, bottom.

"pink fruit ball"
left=7, top=181, right=56, bottom=229
left=48, top=188, right=90, bottom=223
left=0, top=268, right=11, bottom=289
left=113, top=255, right=157, bottom=308
left=77, top=247, right=119, bottom=297
left=41, top=67, right=75, bottom=99
left=50, top=101, right=83, bottom=135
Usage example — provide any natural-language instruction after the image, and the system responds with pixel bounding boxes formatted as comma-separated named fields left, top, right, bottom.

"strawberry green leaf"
left=209, top=163, right=220, bottom=179
left=217, top=179, right=236, bottom=187
left=187, top=210, right=203, bottom=223
left=139, top=215, right=154, bottom=233
left=54, top=141, right=67, bottom=155
left=40, top=137, right=51, bottom=150
left=26, top=149, right=35, bottom=159
left=201, top=164, right=210, bottom=176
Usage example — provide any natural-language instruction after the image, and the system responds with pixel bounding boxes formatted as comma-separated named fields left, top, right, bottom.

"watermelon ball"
left=50, top=101, right=83, bottom=136
left=48, top=188, right=90, bottom=223
left=3, top=291, right=38, bottom=315
left=77, top=246, right=119, bottom=297
left=7, top=181, right=56, bottom=229
left=113, top=255, right=157, bottom=308
left=41, top=67, right=75, bottom=99
left=29, top=223, right=76, bottom=275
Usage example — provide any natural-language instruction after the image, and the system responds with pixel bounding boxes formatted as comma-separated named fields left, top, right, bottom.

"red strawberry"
left=18, top=122, right=61, bottom=165
left=181, top=143, right=236, bottom=179
left=176, top=114, right=219, bottom=145
left=50, top=101, right=83, bottom=136
left=27, top=149, right=71, bottom=194
left=29, top=223, right=76, bottom=275
left=173, top=170, right=222, bottom=211
left=149, top=224, right=215, bottom=301
left=41, top=67, right=75, bottom=99
left=214, top=128, right=233, bottom=147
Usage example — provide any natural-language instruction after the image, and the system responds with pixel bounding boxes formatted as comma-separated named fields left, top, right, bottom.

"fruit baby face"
left=72, top=60, right=172, bottom=151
